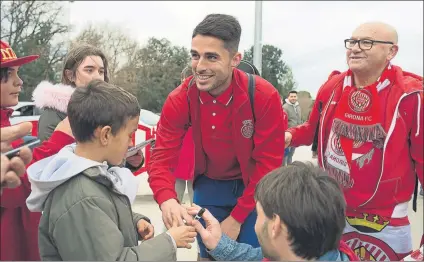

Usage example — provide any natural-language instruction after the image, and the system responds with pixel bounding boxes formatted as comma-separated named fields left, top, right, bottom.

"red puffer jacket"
left=0, top=108, right=74, bottom=261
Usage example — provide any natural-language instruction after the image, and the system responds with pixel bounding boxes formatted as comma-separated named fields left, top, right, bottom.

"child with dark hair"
left=26, top=80, right=196, bottom=261
left=1, top=40, right=75, bottom=261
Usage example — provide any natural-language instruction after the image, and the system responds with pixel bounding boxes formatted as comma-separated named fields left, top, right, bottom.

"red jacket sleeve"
left=287, top=93, right=321, bottom=147
left=0, top=131, right=74, bottom=208
left=231, top=91, right=286, bottom=223
left=288, top=71, right=341, bottom=147
left=147, top=89, right=189, bottom=206
left=173, top=128, right=195, bottom=181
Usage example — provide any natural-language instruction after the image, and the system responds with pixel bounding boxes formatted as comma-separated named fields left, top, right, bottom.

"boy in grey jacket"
left=26, top=80, right=196, bottom=261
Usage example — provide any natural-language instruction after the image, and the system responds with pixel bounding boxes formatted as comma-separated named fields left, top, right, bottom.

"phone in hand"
left=126, top=138, right=155, bottom=158
left=4, top=137, right=41, bottom=159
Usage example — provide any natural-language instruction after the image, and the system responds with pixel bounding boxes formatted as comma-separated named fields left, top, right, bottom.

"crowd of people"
left=1, top=12, right=423, bottom=262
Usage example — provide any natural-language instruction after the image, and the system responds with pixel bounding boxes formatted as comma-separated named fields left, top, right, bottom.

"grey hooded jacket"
left=26, top=145, right=176, bottom=261
left=283, top=99, right=302, bottom=128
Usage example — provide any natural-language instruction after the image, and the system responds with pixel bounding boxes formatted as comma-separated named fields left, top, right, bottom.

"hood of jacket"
left=284, top=98, right=300, bottom=107
left=26, top=144, right=139, bottom=212
left=32, top=81, right=75, bottom=114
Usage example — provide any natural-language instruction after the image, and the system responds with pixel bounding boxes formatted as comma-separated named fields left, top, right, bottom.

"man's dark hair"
left=289, top=90, right=298, bottom=95
left=192, top=14, right=241, bottom=54
left=67, top=79, right=140, bottom=143
left=1, top=67, right=9, bottom=82
left=255, top=161, right=346, bottom=260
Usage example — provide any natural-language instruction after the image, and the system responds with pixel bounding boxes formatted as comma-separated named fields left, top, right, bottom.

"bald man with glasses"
left=285, top=22, right=423, bottom=260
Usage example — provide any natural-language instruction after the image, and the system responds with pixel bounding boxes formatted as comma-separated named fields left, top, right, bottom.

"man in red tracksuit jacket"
left=0, top=40, right=75, bottom=261
left=148, top=14, right=286, bottom=260
left=285, top=22, right=423, bottom=261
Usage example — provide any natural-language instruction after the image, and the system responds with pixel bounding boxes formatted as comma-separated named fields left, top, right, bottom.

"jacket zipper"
left=359, top=90, right=422, bottom=207
left=112, top=189, right=139, bottom=243
left=320, top=90, right=336, bottom=168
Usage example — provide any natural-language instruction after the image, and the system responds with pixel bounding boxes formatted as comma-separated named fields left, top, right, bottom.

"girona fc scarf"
left=325, top=64, right=395, bottom=180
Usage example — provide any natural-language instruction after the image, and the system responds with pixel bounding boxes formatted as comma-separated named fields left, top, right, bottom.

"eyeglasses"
left=344, top=39, right=394, bottom=50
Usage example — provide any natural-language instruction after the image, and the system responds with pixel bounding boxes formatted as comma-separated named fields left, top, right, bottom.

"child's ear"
left=99, top=126, right=112, bottom=146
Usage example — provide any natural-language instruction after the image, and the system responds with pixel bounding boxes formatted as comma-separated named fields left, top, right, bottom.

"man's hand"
left=187, top=204, right=222, bottom=251
left=54, top=117, right=74, bottom=138
left=0, top=147, right=32, bottom=194
left=1, top=124, right=34, bottom=194
left=285, top=132, right=292, bottom=148
left=137, top=218, right=154, bottom=240
left=220, top=215, right=241, bottom=240
left=160, top=198, right=193, bottom=229
left=0, top=122, right=32, bottom=153
left=126, top=149, right=144, bottom=168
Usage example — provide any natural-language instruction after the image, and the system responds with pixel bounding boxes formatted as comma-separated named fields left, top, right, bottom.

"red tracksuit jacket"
left=0, top=108, right=74, bottom=261
left=288, top=65, right=423, bottom=212
left=148, top=68, right=287, bottom=223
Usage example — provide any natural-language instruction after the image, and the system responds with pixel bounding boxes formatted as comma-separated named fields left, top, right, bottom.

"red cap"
left=0, top=40, right=39, bottom=68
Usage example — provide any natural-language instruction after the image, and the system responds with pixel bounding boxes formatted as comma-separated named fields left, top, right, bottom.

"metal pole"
left=253, top=0, right=262, bottom=75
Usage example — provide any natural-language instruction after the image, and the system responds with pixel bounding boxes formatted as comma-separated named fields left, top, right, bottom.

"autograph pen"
left=194, top=208, right=206, bottom=220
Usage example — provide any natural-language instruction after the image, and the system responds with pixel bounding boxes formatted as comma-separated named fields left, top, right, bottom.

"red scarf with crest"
left=325, top=64, right=395, bottom=179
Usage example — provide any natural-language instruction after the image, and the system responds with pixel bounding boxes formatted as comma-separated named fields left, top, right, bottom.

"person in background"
left=188, top=162, right=359, bottom=261
left=0, top=40, right=74, bottom=261
left=285, top=22, right=423, bottom=260
left=282, top=90, right=302, bottom=165
left=33, top=43, right=144, bottom=171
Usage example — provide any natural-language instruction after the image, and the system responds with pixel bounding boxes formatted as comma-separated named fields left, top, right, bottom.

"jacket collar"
left=285, top=99, right=299, bottom=106
left=199, top=82, right=233, bottom=106
left=188, top=68, right=251, bottom=113
left=32, top=81, right=75, bottom=114
left=326, top=65, right=422, bottom=132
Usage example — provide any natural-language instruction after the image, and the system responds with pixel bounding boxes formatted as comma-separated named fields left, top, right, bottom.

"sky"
left=66, top=1, right=423, bottom=98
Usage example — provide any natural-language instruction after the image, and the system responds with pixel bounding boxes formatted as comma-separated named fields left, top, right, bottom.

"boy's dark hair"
left=289, top=90, right=298, bottom=95
left=67, top=79, right=140, bottom=143
left=192, top=14, right=241, bottom=54
left=255, top=161, right=346, bottom=260
left=1, top=67, right=9, bottom=82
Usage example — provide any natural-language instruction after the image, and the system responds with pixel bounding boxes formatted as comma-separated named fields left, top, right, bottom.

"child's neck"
left=74, top=143, right=106, bottom=164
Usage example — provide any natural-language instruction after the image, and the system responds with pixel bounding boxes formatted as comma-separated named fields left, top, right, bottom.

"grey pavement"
left=133, top=146, right=423, bottom=261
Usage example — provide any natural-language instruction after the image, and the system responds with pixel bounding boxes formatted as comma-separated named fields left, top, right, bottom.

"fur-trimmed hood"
left=32, top=81, right=75, bottom=114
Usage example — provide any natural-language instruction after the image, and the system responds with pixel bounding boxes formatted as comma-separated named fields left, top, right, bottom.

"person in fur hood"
left=33, top=44, right=144, bottom=170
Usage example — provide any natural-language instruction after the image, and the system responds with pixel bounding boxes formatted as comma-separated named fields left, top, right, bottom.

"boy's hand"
left=167, top=225, right=197, bottom=249
left=187, top=204, right=222, bottom=250
left=127, top=149, right=144, bottom=168
left=137, top=219, right=154, bottom=240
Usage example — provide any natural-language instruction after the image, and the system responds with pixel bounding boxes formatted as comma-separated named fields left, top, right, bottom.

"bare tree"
left=1, top=0, right=69, bottom=99
left=72, top=23, right=139, bottom=81
left=297, top=91, right=313, bottom=122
